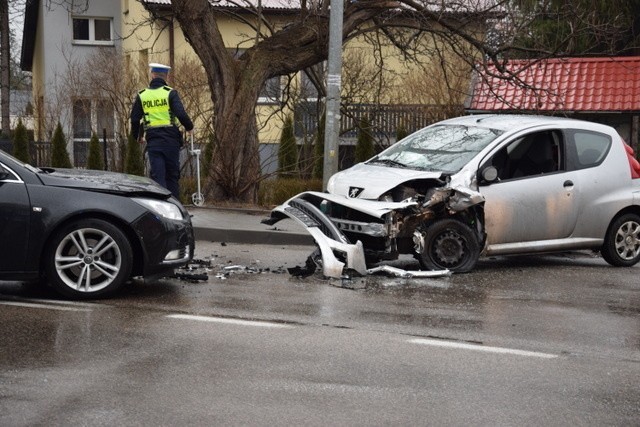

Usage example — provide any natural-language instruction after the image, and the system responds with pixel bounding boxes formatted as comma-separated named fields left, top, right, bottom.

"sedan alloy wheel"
left=45, top=219, right=133, bottom=298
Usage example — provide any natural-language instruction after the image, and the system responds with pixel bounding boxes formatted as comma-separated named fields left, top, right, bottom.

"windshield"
left=0, top=149, right=41, bottom=173
left=368, top=124, right=503, bottom=173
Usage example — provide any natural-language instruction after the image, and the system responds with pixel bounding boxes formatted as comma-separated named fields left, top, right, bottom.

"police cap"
left=149, top=63, right=171, bottom=73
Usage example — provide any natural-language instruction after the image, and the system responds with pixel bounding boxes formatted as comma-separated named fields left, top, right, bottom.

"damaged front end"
left=263, top=175, right=486, bottom=278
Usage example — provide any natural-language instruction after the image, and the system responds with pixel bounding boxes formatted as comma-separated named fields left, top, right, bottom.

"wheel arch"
left=605, top=205, right=640, bottom=237
left=39, top=211, right=145, bottom=277
left=423, top=205, right=486, bottom=247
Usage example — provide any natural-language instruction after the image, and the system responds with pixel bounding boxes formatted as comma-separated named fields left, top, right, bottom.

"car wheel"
left=601, top=213, right=640, bottom=267
left=44, top=219, right=133, bottom=299
left=417, top=219, right=480, bottom=273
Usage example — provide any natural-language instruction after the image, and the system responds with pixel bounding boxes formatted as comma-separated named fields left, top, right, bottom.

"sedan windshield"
left=0, top=149, right=41, bottom=173
left=368, top=124, right=503, bottom=173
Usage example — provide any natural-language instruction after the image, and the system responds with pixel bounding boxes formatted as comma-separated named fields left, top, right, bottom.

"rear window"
left=572, top=131, right=611, bottom=169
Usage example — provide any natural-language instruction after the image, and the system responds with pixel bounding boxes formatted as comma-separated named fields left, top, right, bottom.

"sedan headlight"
left=133, top=198, right=183, bottom=220
left=326, top=174, right=337, bottom=194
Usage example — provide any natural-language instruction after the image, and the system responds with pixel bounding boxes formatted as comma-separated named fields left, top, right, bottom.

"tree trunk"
left=0, top=0, right=10, bottom=136
left=172, top=0, right=266, bottom=204
left=207, top=88, right=262, bottom=203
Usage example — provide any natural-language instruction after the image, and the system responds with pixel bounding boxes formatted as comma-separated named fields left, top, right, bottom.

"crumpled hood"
left=38, top=168, right=171, bottom=197
left=329, top=163, right=443, bottom=199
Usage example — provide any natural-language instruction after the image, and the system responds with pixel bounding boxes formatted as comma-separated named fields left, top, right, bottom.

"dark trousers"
left=148, top=145, right=180, bottom=199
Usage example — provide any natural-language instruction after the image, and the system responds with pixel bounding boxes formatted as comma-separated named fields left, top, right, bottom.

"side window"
left=569, top=130, right=611, bottom=170
left=487, top=130, right=563, bottom=181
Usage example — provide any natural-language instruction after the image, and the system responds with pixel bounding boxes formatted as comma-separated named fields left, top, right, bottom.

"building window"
left=139, top=49, right=149, bottom=82
left=300, top=63, right=325, bottom=101
left=72, top=17, right=113, bottom=45
left=72, top=98, right=115, bottom=167
left=96, top=100, right=115, bottom=138
left=260, top=77, right=281, bottom=104
left=228, top=48, right=281, bottom=104
left=73, top=99, right=92, bottom=139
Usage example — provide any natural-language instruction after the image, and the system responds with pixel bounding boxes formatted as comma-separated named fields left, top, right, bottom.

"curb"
left=188, top=206, right=314, bottom=246
left=193, top=226, right=313, bottom=245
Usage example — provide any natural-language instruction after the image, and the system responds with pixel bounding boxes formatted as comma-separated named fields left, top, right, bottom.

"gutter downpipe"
left=169, top=18, right=175, bottom=73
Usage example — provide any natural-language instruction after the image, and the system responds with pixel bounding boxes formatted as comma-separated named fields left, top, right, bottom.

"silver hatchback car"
left=266, top=115, right=640, bottom=277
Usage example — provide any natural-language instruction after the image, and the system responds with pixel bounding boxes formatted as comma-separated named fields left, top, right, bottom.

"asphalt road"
left=0, top=242, right=638, bottom=425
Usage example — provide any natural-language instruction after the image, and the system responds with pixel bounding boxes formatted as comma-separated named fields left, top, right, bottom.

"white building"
left=20, top=0, right=121, bottom=165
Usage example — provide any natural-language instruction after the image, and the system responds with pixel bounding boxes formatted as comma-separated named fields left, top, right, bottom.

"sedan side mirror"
left=0, top=171, right=9, bottom=181
left=481, top=166, right=499, bottom=183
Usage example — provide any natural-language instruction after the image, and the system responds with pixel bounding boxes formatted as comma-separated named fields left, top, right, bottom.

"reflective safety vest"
left=139, top=86, right=176, bottom=128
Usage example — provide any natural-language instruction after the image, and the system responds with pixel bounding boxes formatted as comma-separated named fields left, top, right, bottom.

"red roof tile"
left=466, top=57, right=640, bottom=112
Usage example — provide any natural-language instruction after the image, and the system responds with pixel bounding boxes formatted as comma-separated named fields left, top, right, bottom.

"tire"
left=44, top=219, right=133, bottom=299
left=417, top=219, right=480, bottom=273
left=601, top=213, right=640, bottom=267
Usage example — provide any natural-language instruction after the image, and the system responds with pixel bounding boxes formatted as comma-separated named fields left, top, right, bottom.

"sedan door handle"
left=563, top=180, right=574, bottom=188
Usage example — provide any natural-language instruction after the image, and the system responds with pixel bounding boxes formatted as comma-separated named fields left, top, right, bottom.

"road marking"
left=166, top=314, right=293, bottom=329
left=0, top=301, right=93, bottom=312
left=408, top=338, right=558, bottom=359
left=26, top=298, right=102, bottom=308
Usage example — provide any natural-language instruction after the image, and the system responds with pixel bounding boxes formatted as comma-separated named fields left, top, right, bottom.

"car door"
left=0, top=161, right=31, bottom=273
left=478, top=129, right=581, bottom=245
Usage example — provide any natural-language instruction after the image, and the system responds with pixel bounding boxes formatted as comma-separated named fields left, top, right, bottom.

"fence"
left=1, top=140, right=52, bottom=167
left=294, top=102, right=463, bottom=140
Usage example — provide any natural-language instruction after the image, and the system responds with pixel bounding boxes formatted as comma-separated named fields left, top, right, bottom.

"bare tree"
left=138, top=0, right=640, bottom=203
left=81, top=49, right=143, bottom=171
left=145, top=0, right=511, bottom=203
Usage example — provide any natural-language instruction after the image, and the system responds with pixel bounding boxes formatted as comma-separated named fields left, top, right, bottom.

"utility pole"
left=322, top=0, right=343, bottom=190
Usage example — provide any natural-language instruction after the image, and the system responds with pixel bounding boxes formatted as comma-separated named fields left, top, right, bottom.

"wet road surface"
left=1, top=242, right=639, bottom=425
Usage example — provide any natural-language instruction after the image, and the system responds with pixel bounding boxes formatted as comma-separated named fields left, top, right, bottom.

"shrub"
left=179, top=176, right=197, bottom=206
left=51, top=122, right=72, bottom=168
left=12, top=118, right=30, bottom=164
left=396, top=122, right=409, bottom=142
left=278, top=115, right=297, bottom=178
left=354, top=117, right=375, bottom=163
left=258, top=178, right=323, bottom=207
left=124, top=133, right=145, bottom=176
left=86, top=132, right=104, bottom=170
left=312, top=113, right=325, bottom=180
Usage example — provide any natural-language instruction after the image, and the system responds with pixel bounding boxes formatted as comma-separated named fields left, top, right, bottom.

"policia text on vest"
left=139, top=86, right=178, bottom=129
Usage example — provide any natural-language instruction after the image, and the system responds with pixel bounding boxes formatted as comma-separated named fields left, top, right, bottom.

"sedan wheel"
left=44, top=219, right=133, bottom=298
left=416, top=219, right=480, bottom=273
left=601, top=213, right=640, bottom=267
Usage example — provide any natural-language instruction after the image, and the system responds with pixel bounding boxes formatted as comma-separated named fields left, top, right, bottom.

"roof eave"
left=20, top=0, right=40, bottom=72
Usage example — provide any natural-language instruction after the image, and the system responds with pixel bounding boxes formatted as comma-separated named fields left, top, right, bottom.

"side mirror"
left=481, top=166, right=499, bottom=183
left=0, top=171, right=9, bottom=181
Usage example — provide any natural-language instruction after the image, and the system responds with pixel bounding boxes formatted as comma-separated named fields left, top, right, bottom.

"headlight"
left=133, top=198, right=183, bottom=220
left=326, top=174, right=337, bottom=194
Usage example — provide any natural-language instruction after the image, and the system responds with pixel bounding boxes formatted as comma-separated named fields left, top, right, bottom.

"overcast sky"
left=10, top=0, right=26, bottom=59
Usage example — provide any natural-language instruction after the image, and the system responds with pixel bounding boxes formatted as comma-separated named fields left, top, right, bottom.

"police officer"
left=131, top=63, right=194, bottom=199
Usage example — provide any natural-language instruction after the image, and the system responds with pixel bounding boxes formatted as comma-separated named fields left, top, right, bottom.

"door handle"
left=563, top=180, right=574, bottom=187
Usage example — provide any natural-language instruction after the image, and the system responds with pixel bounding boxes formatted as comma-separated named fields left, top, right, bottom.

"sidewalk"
left=188, top=206, right=313, bottom=245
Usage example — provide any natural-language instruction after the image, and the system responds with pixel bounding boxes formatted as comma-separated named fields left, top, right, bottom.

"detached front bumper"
left=264, top=194, right=367, bottom=278
left=264, top=191, right=421, bottom=278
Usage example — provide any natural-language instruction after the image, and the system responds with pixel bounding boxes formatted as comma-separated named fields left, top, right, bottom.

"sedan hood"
left=38, top=168, right=171, bottom=197
left=329, top=163, right=443, bottom=199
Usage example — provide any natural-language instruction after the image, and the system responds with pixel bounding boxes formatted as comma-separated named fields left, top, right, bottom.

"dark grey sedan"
left=0, top=149, right=194, bottom=299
